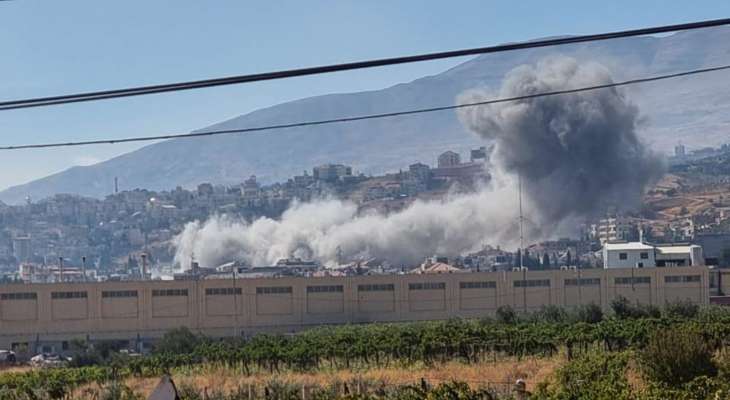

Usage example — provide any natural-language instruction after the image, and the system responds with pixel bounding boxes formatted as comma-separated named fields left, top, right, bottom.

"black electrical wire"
left=2, top=63, right=729, bottom=150
left=1, top=17, right=730, bottom=111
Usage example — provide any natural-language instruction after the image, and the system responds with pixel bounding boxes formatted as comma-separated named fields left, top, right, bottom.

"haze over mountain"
left=2, top=26, right=730, bottom=204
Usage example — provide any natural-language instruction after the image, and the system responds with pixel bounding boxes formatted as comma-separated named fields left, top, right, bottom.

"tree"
left=155, top=327, right=201, bottom=355
left=639, top=327, right=717, bottom=387
left=573, top=303, right=603, bottom=323
left=496, top=305, right=517, bottom=324
left=664, top=299, right=699, bottom=319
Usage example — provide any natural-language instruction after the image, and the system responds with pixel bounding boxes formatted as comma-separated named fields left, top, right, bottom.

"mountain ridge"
left=2, top=26, right=730, bottom=204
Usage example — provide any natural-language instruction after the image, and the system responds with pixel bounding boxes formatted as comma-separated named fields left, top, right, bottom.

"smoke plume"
left=174, top=185, right=522, bottom=270
left=173, top=56, right=663, bottom=269
left=458, top=56, right=664, bottom=224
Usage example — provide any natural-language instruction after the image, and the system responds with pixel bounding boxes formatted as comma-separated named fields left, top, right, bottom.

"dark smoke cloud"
left=457, top=56, right=664, bottom=224
left=173, top=56, right=663, bottom=269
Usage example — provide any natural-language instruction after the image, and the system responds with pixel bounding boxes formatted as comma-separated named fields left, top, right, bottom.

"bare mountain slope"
left=2, top=26, right=730, bottom=204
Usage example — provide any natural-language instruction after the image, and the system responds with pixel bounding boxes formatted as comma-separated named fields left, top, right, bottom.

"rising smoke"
left=457, top=56, right=664, bottom=224
left=173, top=56, right=663, bottom=269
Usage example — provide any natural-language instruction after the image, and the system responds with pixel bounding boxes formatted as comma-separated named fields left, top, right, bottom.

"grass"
left=69, top=356, right=562, bottom=398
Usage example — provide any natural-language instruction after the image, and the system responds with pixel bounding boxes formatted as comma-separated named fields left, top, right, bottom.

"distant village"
left=3, top=142, right=730, bottom=283
left=0, top=146, right=490, bottom=281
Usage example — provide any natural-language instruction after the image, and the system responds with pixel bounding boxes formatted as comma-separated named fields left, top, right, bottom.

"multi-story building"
left=11, top=235, right=31, bottom=263
left=437, top=151, right=461, bottom=168
left=593, top=217, right=633, bottom=244
left=312, top=164, right=352, bottom=182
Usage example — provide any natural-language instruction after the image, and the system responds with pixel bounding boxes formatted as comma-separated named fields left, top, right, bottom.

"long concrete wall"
left=0, top=266, right=709, bottom=353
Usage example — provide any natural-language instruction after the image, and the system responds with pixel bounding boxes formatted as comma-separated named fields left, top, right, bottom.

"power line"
left=1, top=18, right=730, bottom=111
left=2, top=63, right=729, bottom=151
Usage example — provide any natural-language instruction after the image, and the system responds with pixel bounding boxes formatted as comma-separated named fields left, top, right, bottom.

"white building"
left=603, top=242, right=704, bottom=268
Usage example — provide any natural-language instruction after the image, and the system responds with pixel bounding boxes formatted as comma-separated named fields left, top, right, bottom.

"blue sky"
left=0, top=0, right=729, bottom=191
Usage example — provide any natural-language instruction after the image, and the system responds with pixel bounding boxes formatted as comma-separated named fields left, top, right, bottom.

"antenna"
left=518, top=173, right=524, bottom=269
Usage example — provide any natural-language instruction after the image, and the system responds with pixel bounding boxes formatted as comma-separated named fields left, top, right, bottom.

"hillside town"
left=0, top=147, right=491, bottom=281
left=2, top=143, right=730, bottom=284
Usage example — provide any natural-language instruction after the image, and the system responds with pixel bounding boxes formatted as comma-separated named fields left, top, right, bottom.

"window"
left=0, top=292, right=37, bottom=300
left=307, top=285, right=344, bottom=293
left=409, top=282, right=446, bottom=290
left=51, top=291, right=87, bottom=299
left=151, top=289, right=188, bottom=297
left=256, top=286, right=292, bottom=294
left=640, top=252, right=649, bottom=259
left=514, top=279, right=550, bottom=288
left=619, top=253, right=628, bottom=260
left=102, top=290, right=137, bottom=298
left=460, top=281, right=496, bottom=289
left=358, top=284, right=395, bottom=292
left=205, top=287, right=242, bottom=296
left=665, top=275, right=701, bottom=283
left=614, top=276, right=651, bottom=285
left=564, top=278, right=601, bottom=286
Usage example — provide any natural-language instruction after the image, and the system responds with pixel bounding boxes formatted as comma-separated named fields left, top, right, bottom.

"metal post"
left=140, top=254, right=147, bottom=280
left=233, top=268, right=239, bottom=338
left=81, top=256, right=87, bottom=282
left=518, top=173, right=524, bottom=269
left=58, top=257, right=64, bottom=283
left=518, top=173, right=526, bottom=313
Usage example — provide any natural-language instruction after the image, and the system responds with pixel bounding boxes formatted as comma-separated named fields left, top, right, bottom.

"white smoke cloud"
left=174, top=178, right=525, bottom=269
left=172, top=56, right=663, bottom=269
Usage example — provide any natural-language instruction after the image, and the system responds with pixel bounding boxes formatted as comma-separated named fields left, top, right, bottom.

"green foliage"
left=533, top=350, right=634, bottom=400
left=533, top=305, right=568, bottom=323
left=610, top=296, right=661, bottom=319
left=664, top=299, right=700, bottom=319
left=573, top=303, right=603, bottom=324
left=155, top=326, right=203, bottom=355
left=495, top=306, right=516, bottom=324
left=638, top=327, right=717, bottom=387
left=6, top=304, right=730, bottom=399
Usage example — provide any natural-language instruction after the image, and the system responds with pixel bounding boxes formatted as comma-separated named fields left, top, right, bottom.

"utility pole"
left=519, top=173, right=524, bottom=269
left=140, top=253, right=147, bottom=280
left=58, top=257, right=64, bottom=283
left=233, top=267, right=239, bottom=338
left=518, top=173, right=527, bottom=313
left=81, top=256, right=87, bottom=282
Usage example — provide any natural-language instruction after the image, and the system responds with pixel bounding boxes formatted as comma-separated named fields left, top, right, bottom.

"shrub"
left=610, top=296, right=660, bottom=319
left=610, top=296, right=635, bottom=319
left=534, top=350, right=634, bottom=400
left=155, top=327, right=202, bottom=355
left=664, top=299, right=699, bottom=319
left=639, top=327, right=717, bottom=387
left=574, top=303, right=603, bottom=323
left=495, top=305, right=516, bottom=324
left=534, top=305, right=568, bottom=323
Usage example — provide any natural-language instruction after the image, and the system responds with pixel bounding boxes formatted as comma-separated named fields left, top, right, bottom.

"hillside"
left=2, top=26, right=730, bottom=204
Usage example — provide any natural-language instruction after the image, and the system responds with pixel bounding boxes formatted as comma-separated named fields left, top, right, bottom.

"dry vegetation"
left=72, top=357, right=562, bottom=398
